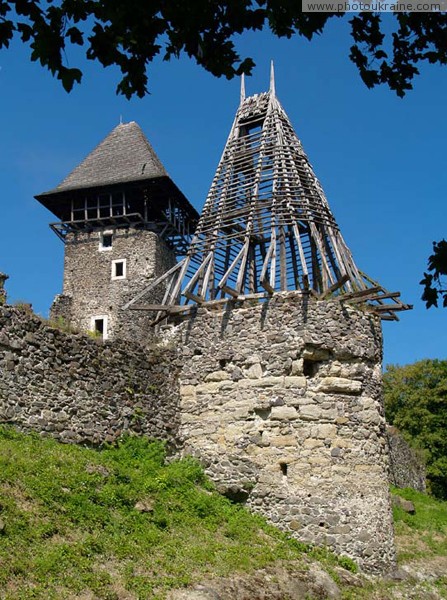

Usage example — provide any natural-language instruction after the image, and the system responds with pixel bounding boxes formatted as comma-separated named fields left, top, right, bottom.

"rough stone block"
left=303, top=438, right=324, bottom=449
left=358, top=409, right=381, bottom=425
left=270, top=435, right=297, bottom=447
left=302, top=346, right=331, bottom=361
left=291, top=359, right=304, bottom=375
left=238, top=376, right=284, bottom=389
left=246, top=363, right=263, bottom=379
left=205, top=370, right=228, bottom=382
left=317, top=377, right=362, bottom=394
left=299, top=405, right=322, bottom=420
left=179, top=385, right=197, bottom=398
left=284, top=376, right=307, bottom=388
left=270, top=406, right=298, bottom=420
left=314, top=424, right=337, bottom=439
left=195, top=381, right=224, bottom=394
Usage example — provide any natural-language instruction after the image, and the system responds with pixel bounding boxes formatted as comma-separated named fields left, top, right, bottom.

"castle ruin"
left=2, top=71, right=414, bottom=574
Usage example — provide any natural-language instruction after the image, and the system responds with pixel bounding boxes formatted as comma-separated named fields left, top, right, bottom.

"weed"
left=0, top=428, right=308, bottom=599
left=392, top=486, right=447, bottom=561
left=86, top=329, right=102, bottom=340
left=12, top=300, right=34, bottom=315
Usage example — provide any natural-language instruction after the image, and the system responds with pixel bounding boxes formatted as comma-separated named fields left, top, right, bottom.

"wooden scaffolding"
left=124, top=66, right=411, bottom=322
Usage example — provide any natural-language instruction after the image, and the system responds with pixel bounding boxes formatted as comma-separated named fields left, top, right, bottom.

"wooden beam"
left=319, top=274, right=350, bottom=299
left=370, top=304, right=409, bottom=312
left=341, top=286, right=382, bottom=301
left=129, top=304, right=190, bottom=314
left=260, top=236, right=275, bottom=287
left=236, top=239, right=250, bottom=293
left=347, top=291, right=401, bottom=304
left=380, top=314, right=399, bottom=321
left=183, top=291, right=205, bottom=304
left=122, top=260, right=185, bottom=309
left=216, top=245, right=245, bottom=290
left=182, top=251, right=212, bottom=296
left=260, top=279, right=274, bottom=294
left=222, top=285, right=239, bottom=298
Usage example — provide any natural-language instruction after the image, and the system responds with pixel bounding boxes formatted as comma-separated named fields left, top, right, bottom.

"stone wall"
left=0, top=290, right=401, bottom=574
left=386, top=426, right=426, bottom=492
left=0, top=305, right=180, bottom=446
left=51, top=227, right=175, bottom=344
left=170, top=293, right=396, bottom=574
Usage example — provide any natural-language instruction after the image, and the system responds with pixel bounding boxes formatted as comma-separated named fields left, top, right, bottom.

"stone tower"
left=124, top=71, right=411, bottom=573
left=35, top=121, right=198, bottom=342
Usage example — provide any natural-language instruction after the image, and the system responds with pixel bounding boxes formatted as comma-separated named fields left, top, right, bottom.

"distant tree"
left=384, top=359, right=447, bottom=500
left=421, top=240, right=447, bottom=309
left=1, top=4, right=447, bottom=98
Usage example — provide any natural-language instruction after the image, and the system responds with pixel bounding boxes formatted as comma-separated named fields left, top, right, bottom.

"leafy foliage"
left=1, top=3, right=447, bottom=97
left=421, top=239, right=447, bottom=309
left=384, top=360, right=447, bottom=500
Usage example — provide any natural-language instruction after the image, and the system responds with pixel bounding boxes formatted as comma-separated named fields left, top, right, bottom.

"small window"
left=280, top=462, right=288, bottom=477
left=112, top=259, right=126, bottom=280
left=91, top=315, right=108, bottom=340
left=99, top=232, right=113, bottom=251
left=95, top=319, right=104, bottom=335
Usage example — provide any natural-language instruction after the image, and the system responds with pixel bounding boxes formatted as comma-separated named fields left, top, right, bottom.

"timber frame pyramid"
left=125, top=65, right=411, bottom=322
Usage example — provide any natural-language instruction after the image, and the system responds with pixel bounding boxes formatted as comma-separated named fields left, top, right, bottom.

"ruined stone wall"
left=170, top=293, right=395, bottom=574
left=0, top=291, right=399, bottom=574
left=0, top=305, right=180, bottom=446
left=51, top=228, right=175, bottom=344
left=386, top=426, right=426, bottom=492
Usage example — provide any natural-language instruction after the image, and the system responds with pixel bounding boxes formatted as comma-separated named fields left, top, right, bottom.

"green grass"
left=2, top=427, right=447, bottom=599
left=392, top=486, right=447, bottom=562
left=0, top=426, right=330, bottom=599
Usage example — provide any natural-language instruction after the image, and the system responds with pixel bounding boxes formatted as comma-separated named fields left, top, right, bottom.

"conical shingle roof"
left=45, top=121, right=167, bottom=194
left=125, top=74, right=411, bottom=321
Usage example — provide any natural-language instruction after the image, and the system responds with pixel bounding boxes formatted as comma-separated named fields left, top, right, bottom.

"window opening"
left=112, top=259, right=126, bottom=280
left=94, top=319, right=104, bottom=335
left=115, top=262, right=123, bottom=277
left=91, top=315, right=108, bottom=340
left=100, top=233, right=113, bottom=250
left=303, top=359, right=319, bottom=378
left=280, top=462, right=288, bottom=477
left=70, top=192, right=126, bottom=222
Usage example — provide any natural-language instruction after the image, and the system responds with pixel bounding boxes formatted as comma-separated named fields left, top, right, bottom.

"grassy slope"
left=393, top=486, right=447, bottom=561
left=0, top=427, right=356, bottom=600
left=1, top=427, right=447, bottom=600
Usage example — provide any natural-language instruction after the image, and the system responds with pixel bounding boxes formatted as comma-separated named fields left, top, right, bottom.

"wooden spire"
left=270, top=60, right=276, bottom=96
left=240, top=73, right=246, bottom=105
left=124, top=80, right=411, bottom=321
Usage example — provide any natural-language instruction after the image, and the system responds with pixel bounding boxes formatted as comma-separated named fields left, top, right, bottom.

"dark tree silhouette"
left=421, top=240, right=447, bottom=309
left=1, top=3, right=447, bottom=98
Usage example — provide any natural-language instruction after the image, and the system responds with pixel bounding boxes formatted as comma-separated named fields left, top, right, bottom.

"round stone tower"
left=124, top=70, right=411, bottom=572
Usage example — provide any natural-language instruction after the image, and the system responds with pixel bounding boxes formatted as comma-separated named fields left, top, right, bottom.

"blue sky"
left=0, top=16, right=445, bottom=367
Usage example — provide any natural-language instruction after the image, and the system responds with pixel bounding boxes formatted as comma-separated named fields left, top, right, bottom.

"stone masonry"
left=0, top=304, right=180, bottom=446
left=386, top=425, right=426, bottom=492
left=169, top=292, right=396, bottom=573
left=51, top=228, right=175, bottom=344
left=0, top=290, right=418, bottom=575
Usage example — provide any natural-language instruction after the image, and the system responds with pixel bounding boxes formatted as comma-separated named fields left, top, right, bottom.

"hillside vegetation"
left=0, top=427, right=447, bottom=599
left=384, top=359, right=447, bottom=499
